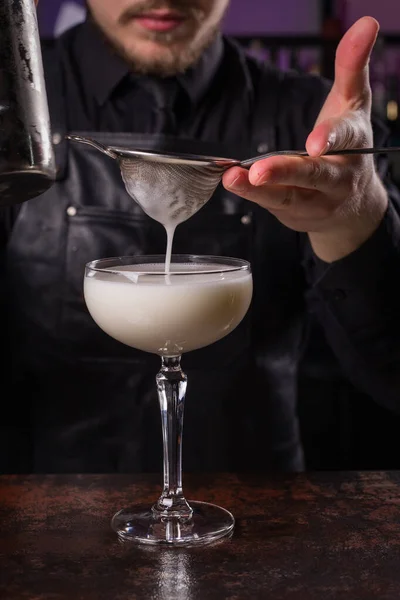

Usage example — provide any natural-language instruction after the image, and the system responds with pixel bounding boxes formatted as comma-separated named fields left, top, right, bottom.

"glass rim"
left=85, top=254, right=251, bottom=277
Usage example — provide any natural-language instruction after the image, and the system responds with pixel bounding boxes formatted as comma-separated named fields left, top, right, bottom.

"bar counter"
left=1, top=472, right=400, bottom=598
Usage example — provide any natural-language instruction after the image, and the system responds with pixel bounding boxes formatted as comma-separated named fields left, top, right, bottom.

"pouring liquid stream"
left=164, top=224, right=176, bottom=278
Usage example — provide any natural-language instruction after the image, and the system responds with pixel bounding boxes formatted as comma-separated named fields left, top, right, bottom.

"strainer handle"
left=240, top=147, right=400, bottom=168
left=240, top=150, right=308, bottom=167
left=65, top=134, right=118, bottom=159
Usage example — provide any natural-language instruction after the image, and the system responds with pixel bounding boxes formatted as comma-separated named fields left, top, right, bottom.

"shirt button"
left=52, top=132, right=63, bottom=145
left=66, top=206, right=77, bottom=217
left=241, top=214, right=252, bottom=226
left=257, top=143, right=269, bottom=154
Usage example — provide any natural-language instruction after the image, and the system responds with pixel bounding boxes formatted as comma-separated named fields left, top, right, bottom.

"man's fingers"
left=223, top=176, right=297, bottom=210
left=222, top=166, right=288, bottom=206
left=306, top=112, right=372, bottom=156
left=224, top=156, right=345, bottom=195
left=222, top=169, right=340, bottom=223
left=333, top=16, right=379, bottom=104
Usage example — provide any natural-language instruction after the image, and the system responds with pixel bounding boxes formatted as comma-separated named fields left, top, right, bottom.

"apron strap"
left=41, top=39, right=69, bottom=181
left=250, top=65, right=284, bottom=155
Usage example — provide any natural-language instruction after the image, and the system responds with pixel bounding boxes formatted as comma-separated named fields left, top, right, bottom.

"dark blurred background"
left=37, top=0, right=400, bottom=471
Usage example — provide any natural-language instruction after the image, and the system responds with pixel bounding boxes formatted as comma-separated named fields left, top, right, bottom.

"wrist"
left=308, top=176, right=388, bottom=263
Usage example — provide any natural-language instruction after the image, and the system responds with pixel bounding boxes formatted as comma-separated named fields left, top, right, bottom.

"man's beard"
left=87, top=2, right=221, bottom=76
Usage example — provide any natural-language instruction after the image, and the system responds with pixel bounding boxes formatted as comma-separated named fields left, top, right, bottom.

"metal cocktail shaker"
left=0, top=0, right=56, bottom=206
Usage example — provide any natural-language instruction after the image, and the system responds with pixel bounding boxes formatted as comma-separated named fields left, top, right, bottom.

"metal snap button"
left=241, top=214, right=252, bottom=226
left=52, top=132, right=63, bottom=145
left=257, top=143, right=269, bottom=154
left=66, top=206, right=77, bottom=217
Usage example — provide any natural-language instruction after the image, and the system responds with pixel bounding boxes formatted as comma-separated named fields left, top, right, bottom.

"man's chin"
left=130, top=38, right=186, bottom=55
left=121, top=39, right=197, bottom=76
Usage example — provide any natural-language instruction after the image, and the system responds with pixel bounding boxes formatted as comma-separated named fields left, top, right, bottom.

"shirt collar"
left=75, top=18, right=224, bottom=107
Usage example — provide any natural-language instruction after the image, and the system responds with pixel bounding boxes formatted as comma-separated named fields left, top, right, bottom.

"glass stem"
left=153, top=355, right=193, bottom=519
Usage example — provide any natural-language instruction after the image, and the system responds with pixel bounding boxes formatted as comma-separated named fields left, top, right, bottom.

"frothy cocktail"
left=84, top=261, right=252, bottom=356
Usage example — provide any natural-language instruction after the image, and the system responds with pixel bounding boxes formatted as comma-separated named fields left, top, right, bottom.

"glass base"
left=111, top=500, right=235, bottom=546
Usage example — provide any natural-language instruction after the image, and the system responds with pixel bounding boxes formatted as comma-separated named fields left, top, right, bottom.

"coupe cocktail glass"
left=84, top=254, right=253, bottom=546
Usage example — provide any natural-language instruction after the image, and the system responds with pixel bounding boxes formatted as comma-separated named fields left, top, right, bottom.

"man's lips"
left=134, top=10, right=185, bottom=32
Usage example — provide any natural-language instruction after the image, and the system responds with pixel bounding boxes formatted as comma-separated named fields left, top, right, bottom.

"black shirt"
left=60, top=18, right=250, bottom=144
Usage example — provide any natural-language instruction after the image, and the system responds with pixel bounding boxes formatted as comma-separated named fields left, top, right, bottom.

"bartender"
left=1, top=1, right=400, bottom=473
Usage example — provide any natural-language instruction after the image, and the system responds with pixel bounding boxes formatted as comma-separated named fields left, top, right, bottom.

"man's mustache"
left=119, top=1, right=204, bottom=25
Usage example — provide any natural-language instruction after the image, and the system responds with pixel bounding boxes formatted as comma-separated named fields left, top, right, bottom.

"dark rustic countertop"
left=1, top=472, right=400, bottom=599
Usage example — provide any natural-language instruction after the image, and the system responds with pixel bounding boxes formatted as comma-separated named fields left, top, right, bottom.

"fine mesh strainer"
left=118, top=150, right=231, bottom=228
left=67, top=134, right=241, bottom=228
left=67, top=134, right=400, bottom=229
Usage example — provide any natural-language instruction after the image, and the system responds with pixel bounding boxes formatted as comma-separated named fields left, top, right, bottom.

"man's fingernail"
left=323, top=132, right=337, bottom=154
left=254, top=172, right=274, bottom=186
left=321, top=141, right=332, bottom=155
left=228, top=175, right=244, bottom=191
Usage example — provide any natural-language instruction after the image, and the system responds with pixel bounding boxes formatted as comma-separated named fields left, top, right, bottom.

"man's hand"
left=223, top=17, right=388, bottom=262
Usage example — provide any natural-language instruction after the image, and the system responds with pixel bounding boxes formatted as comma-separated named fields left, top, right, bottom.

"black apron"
left=4, top=51, right=306, bottom=474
